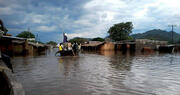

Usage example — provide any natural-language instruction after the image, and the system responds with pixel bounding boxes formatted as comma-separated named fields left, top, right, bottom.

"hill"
left=131, top=29, right=180, bottom=43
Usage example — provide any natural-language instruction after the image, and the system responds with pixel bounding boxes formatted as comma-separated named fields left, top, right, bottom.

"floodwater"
left=12, top=49, right=180, bottom=95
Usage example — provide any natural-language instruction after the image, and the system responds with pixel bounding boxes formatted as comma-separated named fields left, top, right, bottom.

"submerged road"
left=12, top=49, right=180, bottom=95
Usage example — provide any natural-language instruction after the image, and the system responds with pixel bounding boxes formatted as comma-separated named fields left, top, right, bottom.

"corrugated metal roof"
left=2, top=36, right=26, bottom=40
left=82, top=41, right=104, bottom=47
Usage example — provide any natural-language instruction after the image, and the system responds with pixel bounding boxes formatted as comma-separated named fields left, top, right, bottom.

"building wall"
left=115, top=44, right=135, bottom=51
left=116, top=44, right=122, bottom=50
left=83, top=39, right=168, bottom=52
left=0, top=38, right=13, bottom=56
left=100, top=42, right=115, bottom=51
left=0, top=37, right=48, bottom=56
left=135, top=39, right=168, bottom=50
left=12, top=44, right=24, bottom=55
left=27, top=45, right=34, bottom=56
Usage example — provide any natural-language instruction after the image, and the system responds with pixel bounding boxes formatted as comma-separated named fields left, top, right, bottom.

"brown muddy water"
left=12, top=49, right=180, bottom=95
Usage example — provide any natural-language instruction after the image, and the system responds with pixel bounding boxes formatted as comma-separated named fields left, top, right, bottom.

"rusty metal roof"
left=82, top=41, right=104, bottom=47
left=1, top=36, right=26, bottom=40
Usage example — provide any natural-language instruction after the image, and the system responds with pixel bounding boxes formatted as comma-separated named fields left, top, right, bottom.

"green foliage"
left=108, top=22, right=133, bottom=41
left=69, top=37, right=89, bottom=43
left=16, top=31, right=35, bottom=38
left=177, top=39, right=180, bottom=44
left=46, top=41, right=57, bottom=45
left=131, top=29, right=180, bottom=43
left=127, top=36, right=134, bottom=40
left=91, top=37, right=104, bottom=42
left=2, top=27, right=8, bottom=34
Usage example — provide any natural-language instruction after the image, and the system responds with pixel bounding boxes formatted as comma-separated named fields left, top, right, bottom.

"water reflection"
left=12, top=50, right=180, bottom=95
left=58, top=57, right=80, bottom=77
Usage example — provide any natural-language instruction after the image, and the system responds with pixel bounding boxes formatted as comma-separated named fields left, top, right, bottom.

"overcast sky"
left=0, top=0, right=180, bottom=42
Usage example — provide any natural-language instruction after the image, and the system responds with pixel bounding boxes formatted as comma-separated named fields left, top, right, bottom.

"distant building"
left=135, top=39, right=168, bottom=50
left=27, top=38, right=35, bottom=41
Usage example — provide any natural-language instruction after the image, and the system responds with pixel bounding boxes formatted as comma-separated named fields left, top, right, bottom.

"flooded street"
left=12, top=49, right=180, bottom=95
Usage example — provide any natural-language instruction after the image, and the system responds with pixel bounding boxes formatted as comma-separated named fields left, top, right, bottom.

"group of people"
left=57, top=42, right=81, bottom=55
left=55, top=32, right=82, bottom=56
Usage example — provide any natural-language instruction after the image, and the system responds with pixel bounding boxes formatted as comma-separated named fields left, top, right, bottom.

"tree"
left=108, top=22, right=133, bottom=41
left=91, top=37, right=104, bottom=42
left=69, top=37, right=89, bottom=43
left=46, top=41, right=57, bottom=45
left=16, top=31, right=35, bottom=38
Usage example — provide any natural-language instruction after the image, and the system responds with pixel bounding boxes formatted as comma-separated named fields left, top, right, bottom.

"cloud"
left=80, top=0, right=180, bottom=34
left=31, top=14, right=49, bottom=24
left=36, top=25, right=57, bottom=32
left=1, top=0, right=180, bottom=42
left=0, top=7, right=15, bottom=15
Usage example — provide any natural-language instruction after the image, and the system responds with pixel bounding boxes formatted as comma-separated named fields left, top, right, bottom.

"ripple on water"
left=12, top=51, right=180, bottom=95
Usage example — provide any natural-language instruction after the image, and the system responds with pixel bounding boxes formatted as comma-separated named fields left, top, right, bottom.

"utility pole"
left=168, top=25, right=176, bottom=44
